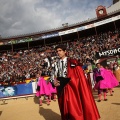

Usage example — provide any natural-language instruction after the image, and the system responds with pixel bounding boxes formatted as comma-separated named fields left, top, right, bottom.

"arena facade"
left=0, top=1, right=120, bottom=52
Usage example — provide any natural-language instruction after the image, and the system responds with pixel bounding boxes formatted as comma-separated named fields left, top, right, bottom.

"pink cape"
left=36, top=77, right=51, bottom=97
left=95, top=68, right=119, bottom=89
left=48, top=82, right=57, bottom=94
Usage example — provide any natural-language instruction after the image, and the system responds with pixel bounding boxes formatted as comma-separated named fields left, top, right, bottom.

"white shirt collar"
left=60, top=57, right=67, bottom=62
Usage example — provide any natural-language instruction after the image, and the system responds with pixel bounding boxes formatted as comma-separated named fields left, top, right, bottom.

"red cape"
left=57, top=59, right=100, bottom=120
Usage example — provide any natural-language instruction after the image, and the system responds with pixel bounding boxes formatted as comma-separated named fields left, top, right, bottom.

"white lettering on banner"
left=118, top=48, right=120, bottom=52
left=99, top=48, right=120, bottom=57
left=109, top=50, right=113, bottom=54
left=99, top=52, right=104, bottom=57
left=59, top=31, right=66, bottom=36
left=85, top=24, right=94, bottom=29
left=94, top=18, right=113, bottom=27
left=18, top=38, right=33, bottom=43
left=59, top=28, right=77, bottom=36
left=113, top=49, right=118, bottom=54
left=66, top=28, right=77, bottom=34
left=42, top=33, right=58, bottom=39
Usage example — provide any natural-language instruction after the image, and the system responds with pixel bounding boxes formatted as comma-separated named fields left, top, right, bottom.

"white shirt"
left=60, top=57, right=67, bottom=70
left=54, top=57, right=67, bottom=78
left=58, top=57, right=67, bottom=77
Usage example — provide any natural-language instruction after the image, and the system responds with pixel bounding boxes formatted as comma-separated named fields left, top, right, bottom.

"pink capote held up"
left=36, top=77, right=51, bottom=97
left=95, top=68, right=119, bottom=89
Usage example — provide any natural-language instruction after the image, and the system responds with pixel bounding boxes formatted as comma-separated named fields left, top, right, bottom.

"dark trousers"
left=98, top=89, right=107, bottom=94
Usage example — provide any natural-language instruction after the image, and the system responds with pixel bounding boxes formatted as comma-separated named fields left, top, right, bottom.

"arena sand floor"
left=0, top=86, right=120, bottom=120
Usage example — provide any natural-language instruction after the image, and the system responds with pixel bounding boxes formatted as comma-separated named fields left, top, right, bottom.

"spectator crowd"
left=0, top=29, right=120, bottom=85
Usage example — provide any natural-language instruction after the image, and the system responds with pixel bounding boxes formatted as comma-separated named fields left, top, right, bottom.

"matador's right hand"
left=54, top=80, right=60, bottom=87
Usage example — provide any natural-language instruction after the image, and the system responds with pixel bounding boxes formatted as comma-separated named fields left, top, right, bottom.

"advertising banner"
left=17, top=40, right=26, bottom=43
left=59, top=28, right=77, bottom=36
left=94, top=17, right=113, bottom=27
left=41, top=33, right=59, bottom=39
left=94, top=14, right=120, bottom=27
left=65, top=28, right=77, bottom=34
left=77, top=26, right=85, bottom=31
left=112, top=15, right=120, bottom=21
left=11, top=40, right=17, bottom=44
left=3, top=40, right=17, bottom=45
left=0, top=82, right=34, bottom=98
left=96, top=47, right=120, bottom=59
left=58, top=31, right=66, bottom=36
left=2, top=38, right=32, bottom=45
left=33, top=37, right=42, bottom=41
left=32, top=82, right=37, bottom=93
left=84, top=24, right=94, bottom=29
left=17, top=38, right=33, bottom=43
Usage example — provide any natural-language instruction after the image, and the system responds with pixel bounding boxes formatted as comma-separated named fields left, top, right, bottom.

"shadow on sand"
left=0, top=100, right=8, bottom=105
left=111, top=103, right=120, bottom=105
left=33, top=96, right=50, bottom=105
left=33, top=96, right=39, bottom=104
left=39, top=107, right=61, bottom=120
left=0, top=111, right=2, bottom=116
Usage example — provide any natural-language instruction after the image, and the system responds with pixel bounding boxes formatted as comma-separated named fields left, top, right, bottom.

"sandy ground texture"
left=0, top=86, right=120, bottom=120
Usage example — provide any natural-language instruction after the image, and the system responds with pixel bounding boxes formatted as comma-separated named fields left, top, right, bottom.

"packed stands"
left=0, top=29, right=120, bottom=85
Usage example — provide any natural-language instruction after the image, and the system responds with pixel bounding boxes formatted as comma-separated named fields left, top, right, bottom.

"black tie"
left=61, top=61, right=64, bottom=76
left=61, top=61, right=64, bottom=71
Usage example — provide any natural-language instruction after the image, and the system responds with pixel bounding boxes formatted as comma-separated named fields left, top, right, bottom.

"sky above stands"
left=0, top=0, right=113, bottom=37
